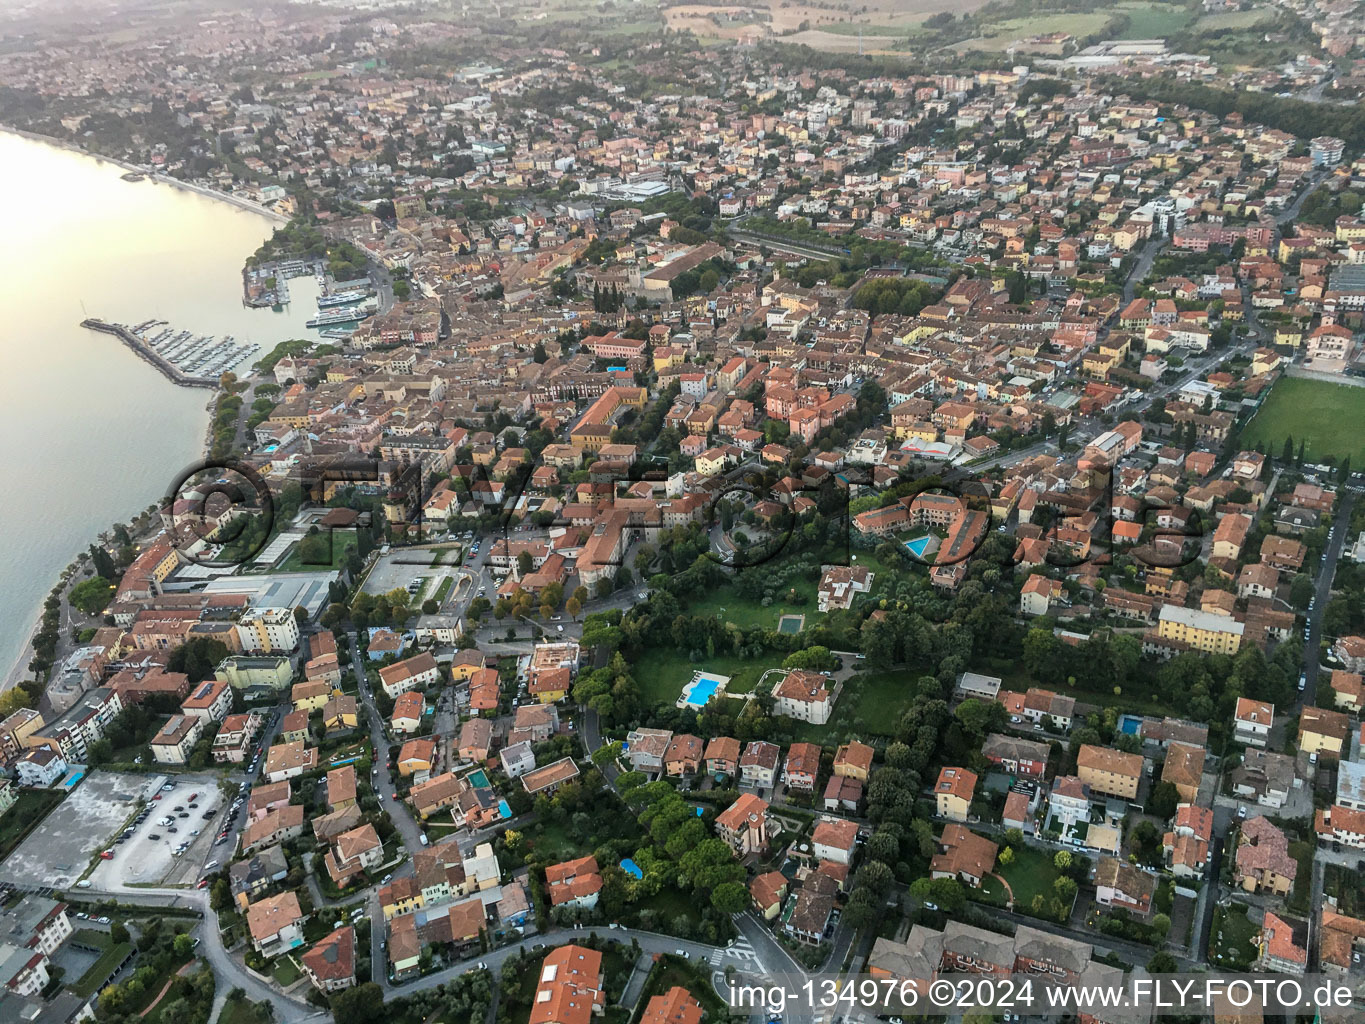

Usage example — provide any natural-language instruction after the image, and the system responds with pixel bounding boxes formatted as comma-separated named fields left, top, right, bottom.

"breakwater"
left=80, top=318, right=220, bottom=388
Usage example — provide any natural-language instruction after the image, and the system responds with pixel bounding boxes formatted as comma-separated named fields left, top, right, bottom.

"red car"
left=152, top=793, right=162, bottom=801
left=196, top=879, right=210, bottom=889
left=99, top=850, right=114, bottom=860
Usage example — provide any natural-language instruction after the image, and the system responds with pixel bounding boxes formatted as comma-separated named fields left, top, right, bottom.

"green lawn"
left=1288, top=840, right=1314, bottom=914
left=0, top=788, right=65, bottom=861
left=972, top=872, right=1010, bottom=908
left=277, top=530, right=357, bottom=572
left=683, top=577, right=821, bottom=632
left=631, top=649, right=770, bottom=707
left=431, top=575, right=454, bottom=605
left=998, top=844, right=1063, bottom=911
left=272, top=957, right=301, bottom=986
left=789, top=670, right=917, bottom=744
left=1210, top=904, right=1259, bottom=968
left=523, top=822, right=589, bottom=862
left=1242, top=376, right=1365, bottom=465
left=219, top=995, right=274, bottom=1024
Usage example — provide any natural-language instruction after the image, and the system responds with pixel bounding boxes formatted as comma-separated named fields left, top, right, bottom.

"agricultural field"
left=1241, top=376, right=1365, bottom=465
left=663, top=0, right=988, bottom=51
left=952, top=12, right=1115, bottom=53
left=1193, top=7, right=1276, bottom=31
left=1113, top=1, right=1194, bottom=38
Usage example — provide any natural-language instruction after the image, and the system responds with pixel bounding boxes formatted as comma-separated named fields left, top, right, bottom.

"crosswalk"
left=709, top=934, right=761, bottom=968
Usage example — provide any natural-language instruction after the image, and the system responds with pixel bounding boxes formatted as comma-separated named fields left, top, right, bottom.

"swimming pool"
left=468, top=769, right=491, bottom=788
left=682, top=676, right=723, bottom=707
left=1118, top=714, right=1143, bottom=736
left=621, top=858, right=643, bottom=880
left=904, top=536, right=932, bottom=558
left=497, top=799, right=511, bottom=819
left=64, top=772, right=84, bottom=788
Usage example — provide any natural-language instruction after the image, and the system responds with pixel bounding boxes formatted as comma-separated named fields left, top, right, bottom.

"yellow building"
left=1335, top=220, right=1365, bottom=243
left=933, top=766, right=976, bottom=822
left=694, top=449, right=728, bottom=476
left=1274, top=326, right=1303, bottom=348
left=448, top=650, right=486, bottom=683
left=1076, top=744, right=1143, bottom=800
left=1157, top=605, right=1243, bottom=655
left=1298, top=707, right=1350, bottom=758
left=291, top=680, right=331, bottom=712
left=380, top=879, right=425, bottom=920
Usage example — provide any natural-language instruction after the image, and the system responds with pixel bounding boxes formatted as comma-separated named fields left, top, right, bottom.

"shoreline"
left=0, top=127, right=267, bottom=694
left=0, top=126, right=289, bottom=225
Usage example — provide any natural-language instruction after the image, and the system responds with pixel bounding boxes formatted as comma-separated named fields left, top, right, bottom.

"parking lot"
left=87, top=774, right=233, bottom=889
left=0, top=770, right=152, bottom=889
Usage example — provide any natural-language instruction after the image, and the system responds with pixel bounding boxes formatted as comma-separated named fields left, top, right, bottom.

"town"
left=5, top=1, right=1365, bottom=1024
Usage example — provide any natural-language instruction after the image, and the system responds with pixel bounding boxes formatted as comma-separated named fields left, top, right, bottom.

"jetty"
left=80, top=318, right=221, bottom=388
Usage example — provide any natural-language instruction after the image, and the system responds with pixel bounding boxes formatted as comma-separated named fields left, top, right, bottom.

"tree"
left=166, top=637, right=229, bottom=683
left=109, top=920, right=130, bottom=945
left=1147, top=780, right=1180, bottom=820
left=422, top=598, right=438, bottom=615
left=711, top=880, right=749, bottom=914
left=1147, top=950, right=1178, bottom=973
left=566, top=596, right=582, bottom=621
left=1282, top=435, right=1294, bottom=463
left=517, top=551, right=534, bottom=577
left=89, top=544, right=117, bottom=580
left=69, top=577, right=115, bottom=615
left=332, top=982, right=385, bottom=1024
left=1006, top=270, right=1027, bottom=305
left=1288, top=574, right=1315, bottom=610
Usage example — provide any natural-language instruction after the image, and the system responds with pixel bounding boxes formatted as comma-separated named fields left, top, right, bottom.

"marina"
left=80, top=318, right=258, bottom=388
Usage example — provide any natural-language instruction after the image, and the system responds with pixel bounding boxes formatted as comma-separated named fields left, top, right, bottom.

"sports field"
left=1242, top=376, right=1365, bottom=464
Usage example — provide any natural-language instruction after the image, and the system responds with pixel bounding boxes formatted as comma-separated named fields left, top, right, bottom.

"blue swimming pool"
left=64, top=772, right=84, bottom=788
left=682, top=676, right=723, bottom=707
left=621, top=858, right=643, bottom=880
left=904, top=536, right=932, bottom=558
left=1118, top=714, right=1143, bottom=736
left=498, top=799, right=511, bottom=818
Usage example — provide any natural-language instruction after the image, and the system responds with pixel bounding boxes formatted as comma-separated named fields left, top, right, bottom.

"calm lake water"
left=0, top=131, right=323, bottom=684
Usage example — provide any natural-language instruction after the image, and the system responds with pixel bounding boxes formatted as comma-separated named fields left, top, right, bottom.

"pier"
left=79, top=319, right=221, bottom=388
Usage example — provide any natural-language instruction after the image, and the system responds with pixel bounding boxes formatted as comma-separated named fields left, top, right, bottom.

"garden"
left=1209, top=903, right=1259, bottom=969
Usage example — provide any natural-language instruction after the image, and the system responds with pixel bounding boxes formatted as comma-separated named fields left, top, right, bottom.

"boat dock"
left=80, top=318, right=258, bottom=388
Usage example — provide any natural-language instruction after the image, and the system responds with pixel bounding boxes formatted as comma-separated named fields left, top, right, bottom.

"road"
left=348, top=630, right=426, bottom=854
left=73, top=880, right=326, bottom=1022
left=1301, top=490, right=1356, bottom=708
left=1122, top=235, right=1164, bottom=306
